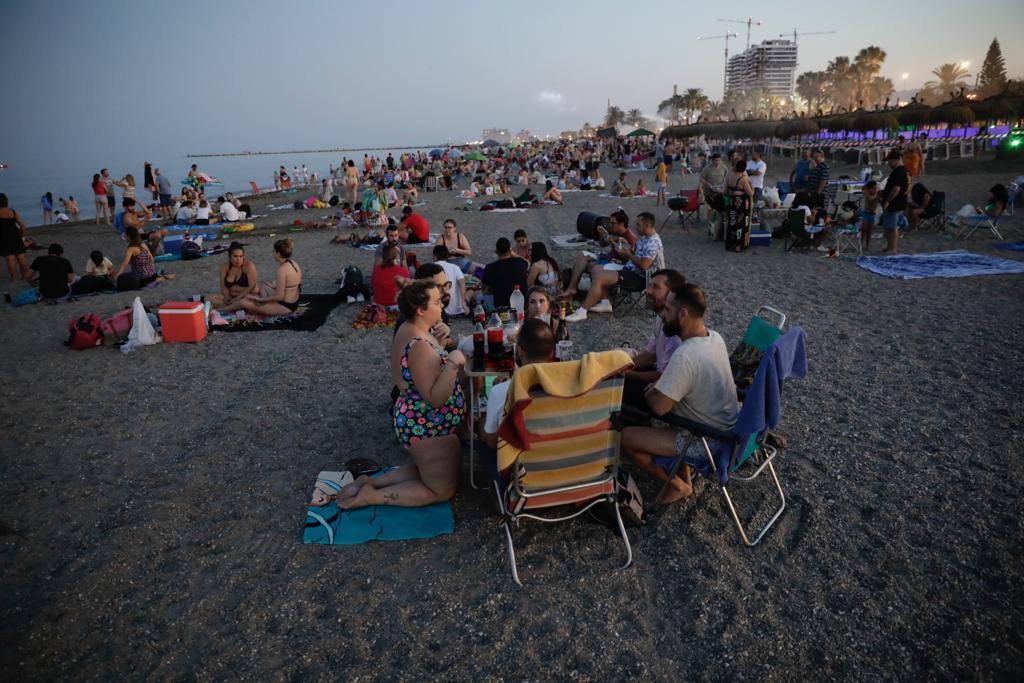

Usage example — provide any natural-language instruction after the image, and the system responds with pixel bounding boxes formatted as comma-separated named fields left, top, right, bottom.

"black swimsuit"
left=224, top=267, right=250, bottom=290
left=280, top=259, right=301, bottom=311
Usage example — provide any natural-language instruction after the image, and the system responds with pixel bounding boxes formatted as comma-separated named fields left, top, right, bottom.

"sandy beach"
left=2, top=158, right=1023, bottom=679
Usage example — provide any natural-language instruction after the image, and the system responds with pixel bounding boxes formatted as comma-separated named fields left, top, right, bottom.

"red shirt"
left=401, top=213, right=429, bottom=242
left=371, top=263, right=409, bottom=307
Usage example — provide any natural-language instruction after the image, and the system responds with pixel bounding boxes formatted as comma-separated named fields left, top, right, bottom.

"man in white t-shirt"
left=433, top=245, right=467, bottom=317
left=621, top=283, right=738, bottom=504
left=746, top=150, right=767, bottom=205
left=219, top=198, right=241, bottom=222
left=481, top=318, right=556, bottom=452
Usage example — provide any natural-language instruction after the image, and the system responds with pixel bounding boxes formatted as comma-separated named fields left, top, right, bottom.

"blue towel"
left=857, top=250, right=1024, bottom=279
left=303, top=470, right=453, bottom=545
left=993, top=241, right=1024, bottom=253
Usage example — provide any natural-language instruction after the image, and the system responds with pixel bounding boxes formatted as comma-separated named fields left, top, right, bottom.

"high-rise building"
left=726, top=39, right=798, bottom=97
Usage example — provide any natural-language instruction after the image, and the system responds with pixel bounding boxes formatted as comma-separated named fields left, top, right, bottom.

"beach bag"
left=101, top=308, right=134, bottom=344
left=67, top=313, right=104, bottom=350
left=336, top=265, right=369, bottom=301
left=116, top=272, right=140, bottom=291
left=589, top=471, right=646, bottom=528
left=127, top=297, right=159, bottom=346
left=180, top=240, right=202, bottom=261
left=293, top=200, right=305, bottom=210
left=12, top=288, right=40, bottom=307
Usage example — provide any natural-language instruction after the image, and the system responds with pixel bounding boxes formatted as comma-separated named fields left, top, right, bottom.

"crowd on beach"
left=3, top=132, right=1016, bottom=509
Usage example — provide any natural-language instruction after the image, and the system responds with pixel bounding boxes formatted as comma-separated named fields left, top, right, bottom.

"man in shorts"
left=101, top=169, right=116, bottom=219
left=155, top=168, right=173, bottom=220
left=879, top=150, right=910, bottom=255
left=621, top=284, right=738, bottom=503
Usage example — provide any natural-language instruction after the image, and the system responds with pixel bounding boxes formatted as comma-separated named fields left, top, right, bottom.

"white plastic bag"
left=127, top=296, right=160, bottom=346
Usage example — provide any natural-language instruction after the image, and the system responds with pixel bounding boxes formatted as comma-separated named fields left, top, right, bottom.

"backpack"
left=335, top=265, right=369, bottom=301
left=66, top=314, right=104, bottom=350
left=588, top=471, right=646, bottom=528
left=101, top=308, right=134, bottom=344
left=180, top=240, right=202, bottom=261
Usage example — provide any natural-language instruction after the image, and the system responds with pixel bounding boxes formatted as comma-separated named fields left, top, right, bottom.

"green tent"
left=464, top=152, right=487, bottom=161
left=626, top=128, right=656, bottom=137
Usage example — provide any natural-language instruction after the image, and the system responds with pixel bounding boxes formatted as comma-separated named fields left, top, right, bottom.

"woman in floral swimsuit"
left=336, top=280, right=467, bottom=510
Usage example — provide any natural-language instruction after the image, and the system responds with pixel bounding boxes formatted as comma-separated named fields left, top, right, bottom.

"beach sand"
left=1, top=158, right=1023, bottom=679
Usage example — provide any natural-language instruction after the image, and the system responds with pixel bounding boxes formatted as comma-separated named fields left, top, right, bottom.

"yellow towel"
left=496, top=349, right=633, bottom=471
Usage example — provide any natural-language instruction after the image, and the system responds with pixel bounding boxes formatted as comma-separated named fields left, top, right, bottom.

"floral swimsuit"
left=393, top=336, right=465, bottom=449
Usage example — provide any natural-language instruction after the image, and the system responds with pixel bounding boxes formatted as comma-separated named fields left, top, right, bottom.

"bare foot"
left=334, top=474, right=372, bottom=503
left=339, top=482, right=381, bottom=510
left=657, top=476, right=693, bottom=505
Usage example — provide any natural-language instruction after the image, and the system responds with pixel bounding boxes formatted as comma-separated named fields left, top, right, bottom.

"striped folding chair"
left=494, top=352, right=633, bottom=585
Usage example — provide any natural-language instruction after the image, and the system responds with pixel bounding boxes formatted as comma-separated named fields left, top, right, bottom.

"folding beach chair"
left=652, top=327, right=807, bottom=546
left=957, top=208, right=1005, bottom=240
left=729, top=305, right=786, bottom=399
left=424, top=174, right=438, bottom=192
left=782, top=209, right=813, bottom=252
left=249, top=181, right=267, bottom=195
left=1008, top=182, right=1020, bottom=217
left=918, top=191, right=946, bottom=231
left=610, top=267, right=651, bottom=319
left=494, top=351, right=634, bottom=585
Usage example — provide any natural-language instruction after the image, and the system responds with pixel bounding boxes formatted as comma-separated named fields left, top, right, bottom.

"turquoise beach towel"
left=303, top=470, right=454, bottom=545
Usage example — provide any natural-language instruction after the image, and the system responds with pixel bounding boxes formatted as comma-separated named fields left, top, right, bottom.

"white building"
left=726, top=39, right=798, bottom=97
left=513, top=129, right=533, bottom=143
left=481, top=128, right=511, bottom=143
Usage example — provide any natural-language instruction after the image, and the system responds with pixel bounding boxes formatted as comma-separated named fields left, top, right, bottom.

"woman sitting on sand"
left=223, top=238, right=302, bottom=316
left=542, top=180, right=563, bottom=205
left=210, top=242, right=258, bottom=307
left=116, top=227, right=175, bottom=288
left=332, top=280, right=467, bottom=509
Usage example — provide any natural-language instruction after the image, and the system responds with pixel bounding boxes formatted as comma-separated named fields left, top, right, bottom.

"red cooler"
left=158, top=301, right=207, bottom=342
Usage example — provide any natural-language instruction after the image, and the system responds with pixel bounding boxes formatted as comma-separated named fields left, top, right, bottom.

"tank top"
left=129, top=247, right=156, bottom=280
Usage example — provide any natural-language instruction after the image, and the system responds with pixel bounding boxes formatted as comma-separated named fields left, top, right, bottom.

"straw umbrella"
left=852, top=111, right=899, bottom=135
left=776, top=119, right=820, bottom=156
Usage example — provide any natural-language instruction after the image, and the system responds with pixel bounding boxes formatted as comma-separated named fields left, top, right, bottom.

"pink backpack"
left=101, top=308, right=134, bottom=345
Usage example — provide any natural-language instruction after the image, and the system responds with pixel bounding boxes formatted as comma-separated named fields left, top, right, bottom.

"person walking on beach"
left=0, top=193, right=32, bottom=283
left=101, top=169, right=117, bottom=221
left=879, top=151, right=909, bottom=255
left=344, top=160, right=359, bottom=203
left=92, top=173, right=111, bottom=225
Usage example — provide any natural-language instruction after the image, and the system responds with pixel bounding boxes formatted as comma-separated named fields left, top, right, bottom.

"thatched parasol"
left=775, top=119, right=820, bottom=139
left=971, top=98, right=1013, bottom=122
left=895, top=102, right=933, bottom=126
left=851, top=111, right=900, bottom=133
left=929, top=104, right=976, bottom=126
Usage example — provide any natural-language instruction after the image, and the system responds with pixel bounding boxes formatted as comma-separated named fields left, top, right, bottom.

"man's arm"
left=644, top=385, right=675, bottom=416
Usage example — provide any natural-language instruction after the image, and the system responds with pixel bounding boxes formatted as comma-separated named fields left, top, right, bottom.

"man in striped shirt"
left=809, top=149, right=831, bottom=211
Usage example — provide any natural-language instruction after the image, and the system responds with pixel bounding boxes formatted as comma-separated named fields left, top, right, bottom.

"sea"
left=0, top=147, right=433, bottom=226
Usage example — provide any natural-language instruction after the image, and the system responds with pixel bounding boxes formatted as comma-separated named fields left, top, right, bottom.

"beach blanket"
left=213, top=294, right=342, bottom=332
left=304, top=470, right=454, bottom=545
left=597, top=193, right=655, bottom=200
left=993, top=241, right=1024, bottom=253
left=550, top=234, right=598, bottom=250
left=359, top=234, right=440, bottom=251
left=484, top=207, right=529, bottom=213
left=856, top=250, right=1024, bottom=280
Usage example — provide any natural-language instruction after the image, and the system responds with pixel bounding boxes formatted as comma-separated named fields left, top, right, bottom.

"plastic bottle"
left=486, top=312, right=503, bottom=360
left=509, top=285, right=524, bottom=319
left=473, top=303, right=486, bottom=324
left=472, top=322, right=485, bottom=359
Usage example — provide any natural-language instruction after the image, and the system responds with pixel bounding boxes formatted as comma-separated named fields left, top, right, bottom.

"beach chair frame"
left=610, top=268, right=651, bottom=319
left=956, top=209, right=1004, bottom=240
left=917, top=191, right=946, bottom=232
left=494, top=369, right=633, bottom=585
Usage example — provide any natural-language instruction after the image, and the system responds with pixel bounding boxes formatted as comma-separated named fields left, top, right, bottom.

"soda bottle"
left=474, top=303, right=486, bottom=324
left=472, top=322, right=485, bottom=359
left=486, top=312, right=504, bottom=360
left=509, top=285, right=524, bottom=318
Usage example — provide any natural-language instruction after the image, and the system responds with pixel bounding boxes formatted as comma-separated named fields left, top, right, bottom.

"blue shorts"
left=860, top=212, right=877, bottom=225
left=159, top=193, right=172, bottom=207
left=882, top=211, right=901, bottom=231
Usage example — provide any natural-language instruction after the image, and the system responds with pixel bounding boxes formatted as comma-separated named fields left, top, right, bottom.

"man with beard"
left=389, top=262, right=456, bottom=407
left=621, top=268, right=687, bottom=413
left=621, top=284, right=738, bottom=504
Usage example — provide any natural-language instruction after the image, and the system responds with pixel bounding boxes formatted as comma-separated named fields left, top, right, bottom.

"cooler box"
left=163, top=234, right=203, bottom=256
left=749, top=230, right=772, bottom=247
left=158, top=302, right=207, bottom=342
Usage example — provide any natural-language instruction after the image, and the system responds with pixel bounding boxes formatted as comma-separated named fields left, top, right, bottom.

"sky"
left=2, top=0, right=1023, bottom=166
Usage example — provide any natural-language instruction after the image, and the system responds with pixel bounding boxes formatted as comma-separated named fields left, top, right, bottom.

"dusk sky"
left=2, top=0, right=1022, bottom=163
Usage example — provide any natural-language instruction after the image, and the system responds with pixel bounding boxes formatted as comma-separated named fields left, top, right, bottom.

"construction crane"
left=780, top=29, right=837, bottom=45
left=717, top=16, right=762, bottom=50
left=698, top=32, right=739, bottom=99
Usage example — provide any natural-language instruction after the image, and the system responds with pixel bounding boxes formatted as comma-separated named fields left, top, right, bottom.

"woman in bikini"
left=526, top=241, right=561, bottom=297
left=434, top=218, right=476, bottom=272
left=334, top=280, right=467, bottom=509
left=210, top=242, right=258, bottom=306
left=224, top=238, right=301, bottom=316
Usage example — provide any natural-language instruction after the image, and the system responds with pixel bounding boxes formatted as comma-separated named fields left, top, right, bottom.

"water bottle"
left=509, top=285, right=524, bottom=319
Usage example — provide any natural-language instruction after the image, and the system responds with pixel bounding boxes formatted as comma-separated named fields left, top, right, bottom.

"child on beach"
left=860, top=181, right=880, bottom=251
left=655, top=160, right=668, bottom=206
left=66, top=196, right=79, bottom=220
left=635, top=179, right=648, bottom=197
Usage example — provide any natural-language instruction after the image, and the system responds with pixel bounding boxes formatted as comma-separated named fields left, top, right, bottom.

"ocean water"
left=0, top=148, right=429, bottom=226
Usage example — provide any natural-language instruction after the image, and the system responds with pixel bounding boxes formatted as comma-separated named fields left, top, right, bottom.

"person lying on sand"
left=621, top=284, right=738, bottom=504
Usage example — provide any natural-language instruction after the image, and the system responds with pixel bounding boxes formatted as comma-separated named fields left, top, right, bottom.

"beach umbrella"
left=971, top=98, right=1013, bottom=122
left=464, top=151, right=487, bottom=161
left=626, top=127, right=656, bottom=138
left=447, top=148, right=464, bottom=158
left=429, top=148, right=444, bottom=158
left=895, top=102, right=932, bottom=126
left=775, top=119, right=820, bottom=139
left=851, top=111, right=899, bottom=133
left=930, top=103, right=975, bottom=126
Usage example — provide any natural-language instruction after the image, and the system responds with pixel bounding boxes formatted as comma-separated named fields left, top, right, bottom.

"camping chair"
left=660, top=190, right=701, bottom=231
left=957, top=208, right=1005, bottom=240
left=918, top=191, right=946, bottom=231
left=1008, top=182, right=1020, bottom=216
left=249, top=181, right=267, bottom=196
left=652, top=327, right=807, bottom=546
left=494, top=350, right=634, bottom=585
left=610, top=267, right=651, bottom=318
left=782, top=208, right=813, bottom=252
left=729, top=305, right=786, bottom=400
left=424, top=174, right=438, bottom=192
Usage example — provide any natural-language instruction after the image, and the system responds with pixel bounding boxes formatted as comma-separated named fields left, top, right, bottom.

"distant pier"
left=186, top=145, right=462, bottom=158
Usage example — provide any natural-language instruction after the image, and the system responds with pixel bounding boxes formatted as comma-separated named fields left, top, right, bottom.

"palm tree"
left=703, top=101, right=726, bottom=121
left=681, top=88, right=709, bottom=123
left=796, top=71, right=829, bottom=113
left=625, top=108, right=644, bottom=126
left=826, top=56, right=857, bottom=111
left=924, top=62, right=972, bottom=93
left=603, top=105, right=625, bottom=127
left=853, top=46, right=888, bottom=107
left=657, top=94, right=686, bottom=123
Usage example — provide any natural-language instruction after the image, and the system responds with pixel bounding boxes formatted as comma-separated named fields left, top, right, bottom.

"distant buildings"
left=481, top=128, right=511, bottom=143
left=513, top=129, right=533, bottom=143
left=726, top=39, right=798, bottom=97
